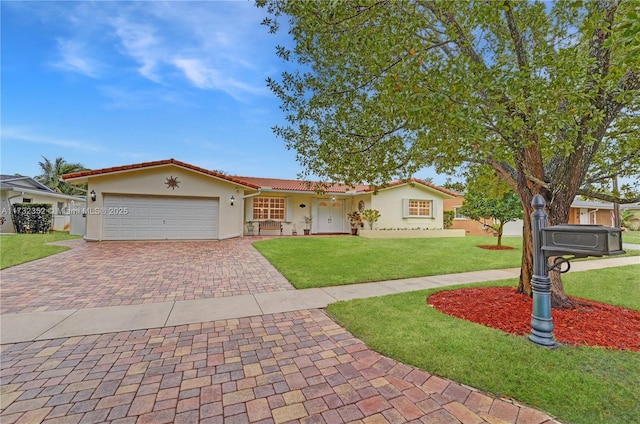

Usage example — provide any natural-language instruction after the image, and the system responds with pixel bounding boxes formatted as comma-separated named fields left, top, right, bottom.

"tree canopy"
left=260, top=0, right=640, bottom=307
left=36, top=156, right=88, bottom=195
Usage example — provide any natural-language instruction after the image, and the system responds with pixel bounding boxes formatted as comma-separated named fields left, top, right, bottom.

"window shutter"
left=432, top=200, right=437, bottom=218
left=402, top=198, right=409, bottom=218
left=285, top=197, right=294, bottom=222
left=245, top=198, right=254, bottom=221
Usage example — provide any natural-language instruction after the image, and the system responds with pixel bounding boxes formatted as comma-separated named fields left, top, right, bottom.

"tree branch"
left=576, top=189, right=640, bottom=204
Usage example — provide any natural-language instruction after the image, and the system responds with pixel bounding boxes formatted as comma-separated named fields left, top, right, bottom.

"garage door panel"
left=103, top=195, right=218, bottom=240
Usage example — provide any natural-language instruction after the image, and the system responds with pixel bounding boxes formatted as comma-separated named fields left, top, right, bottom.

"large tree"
left=36, top=156, right=88, bottom=195
left=260, top=0, right=640, bottom=308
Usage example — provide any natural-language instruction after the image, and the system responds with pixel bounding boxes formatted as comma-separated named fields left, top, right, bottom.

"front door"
left=579, top=208, right=590, bottom=224
left=316, top=199, right=345, bottom=233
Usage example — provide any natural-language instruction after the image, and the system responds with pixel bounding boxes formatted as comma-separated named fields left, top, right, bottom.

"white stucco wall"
left=0, top=190, right=85, bottom=233
left=85, top=165, right=243, bottom=240
left=370, top=185, right=447, bottom=230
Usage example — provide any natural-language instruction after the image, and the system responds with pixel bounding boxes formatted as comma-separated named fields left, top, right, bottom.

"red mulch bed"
left=427, top=287, right=640, bottom=351
left=477, top=245, right=515, bottom=250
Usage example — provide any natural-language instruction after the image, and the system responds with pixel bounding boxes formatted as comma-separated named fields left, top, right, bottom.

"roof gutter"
left=242, top=189, right=262, bottom=199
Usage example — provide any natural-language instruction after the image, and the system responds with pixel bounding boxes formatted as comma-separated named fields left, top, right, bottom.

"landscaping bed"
left=428, top=286, right=640, bottom=350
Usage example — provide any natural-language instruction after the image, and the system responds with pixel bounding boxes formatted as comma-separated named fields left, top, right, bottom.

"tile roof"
left=236, top=177, right=366, bottom=193
left=62, top=159, right=261, bottom=189
left=61, top=158, right=455, bottom=197
left=367, top=178, right=457, bottom=197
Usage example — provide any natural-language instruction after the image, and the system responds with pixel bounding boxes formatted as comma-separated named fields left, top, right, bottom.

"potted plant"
left=303, top=215, right=312, bottom=235
left=348, top=211, right=362, bottom=235
left=291, top=224, right=298, bottom=236
left=246, top=221, right=254, bottom=236
left=361, top=209, right=381, bottom=230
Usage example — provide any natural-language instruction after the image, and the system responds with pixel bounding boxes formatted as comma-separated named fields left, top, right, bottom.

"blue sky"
left=1, top=0, right=446, bottom=184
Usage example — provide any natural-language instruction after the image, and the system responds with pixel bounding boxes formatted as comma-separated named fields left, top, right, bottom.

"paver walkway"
left=1, top=238, right=637, bottom=424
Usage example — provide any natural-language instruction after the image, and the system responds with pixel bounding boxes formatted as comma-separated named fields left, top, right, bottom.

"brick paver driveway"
left=0, top=238, right=559, bottom=423
left=0, top=238, right=294, bottom=315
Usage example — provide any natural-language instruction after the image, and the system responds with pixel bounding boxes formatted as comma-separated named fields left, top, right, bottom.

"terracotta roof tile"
left=62, top=159, right=454, bottom=196
left=62, top=159, right=261, bottom=189
left=236, top=177, right=362, bottom=193
left=365, top=178, right=457, bottom=197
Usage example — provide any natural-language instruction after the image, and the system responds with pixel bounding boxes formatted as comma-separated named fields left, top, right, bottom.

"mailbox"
left=541, top=224, right=625, bottom=258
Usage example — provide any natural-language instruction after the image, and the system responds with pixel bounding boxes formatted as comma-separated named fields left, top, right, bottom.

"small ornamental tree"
left=459, top=190, right=523, bottom=246
left=361, top=209, right=381, bottom=229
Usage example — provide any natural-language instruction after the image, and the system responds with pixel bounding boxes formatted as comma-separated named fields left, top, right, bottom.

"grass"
left=253, top=236, right=524, bottom=289
left=253, top=235, right=638, bottom=289
left=326, top=265, right=640, bottom=424
left=623, top=230, right=640, bottom=244
left=0, top=232, right=81, bottom=269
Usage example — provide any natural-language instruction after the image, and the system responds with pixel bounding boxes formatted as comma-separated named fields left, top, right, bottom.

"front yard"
left=253, top=236, right=524, bottom=289
left=0, top=232, right=81, bottom=269
left=255, top=236, right=639, bottom=423
left=253, top=235, right=638, bottom=289
left=326, top=265, right=640, bottom=424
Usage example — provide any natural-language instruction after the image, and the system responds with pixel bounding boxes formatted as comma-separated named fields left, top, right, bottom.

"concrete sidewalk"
left=2, top=255, right=637, bottom=345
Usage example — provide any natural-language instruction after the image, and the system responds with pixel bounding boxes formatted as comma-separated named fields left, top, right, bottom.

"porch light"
left=90, top=190, right=96, bottom=202
left=230, top=195, right=235, bottom=206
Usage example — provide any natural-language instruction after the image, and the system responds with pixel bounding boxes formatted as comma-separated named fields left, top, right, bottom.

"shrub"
left=443, top=210, right=455, bottom=229
left=11, top=203, right=52, bottom=234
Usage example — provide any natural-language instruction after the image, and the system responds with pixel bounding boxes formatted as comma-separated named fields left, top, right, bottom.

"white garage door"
left=103, top=195, right=219, bottom=240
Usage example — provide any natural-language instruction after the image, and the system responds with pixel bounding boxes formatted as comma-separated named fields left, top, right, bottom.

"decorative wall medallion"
left=165, top=176, right=180, bottom=190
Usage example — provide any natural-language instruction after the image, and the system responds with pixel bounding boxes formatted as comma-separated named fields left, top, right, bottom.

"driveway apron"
left=0, top=238, right=294, bottom=315
left=0, top=238, right=561, bottom=423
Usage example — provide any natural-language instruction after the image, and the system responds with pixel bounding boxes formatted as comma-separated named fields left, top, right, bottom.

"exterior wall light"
left=90, top=190, right=97, bottom=202
left=230, top=195, right=235, bottom=206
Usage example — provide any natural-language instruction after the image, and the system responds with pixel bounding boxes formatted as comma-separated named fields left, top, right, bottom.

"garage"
left=102, top=194, right=219, bottom=240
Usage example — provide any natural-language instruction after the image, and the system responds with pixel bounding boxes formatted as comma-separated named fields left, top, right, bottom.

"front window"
left=454, top=206, right=468, bottom=219
left=408, top=199, right=431, bottom=217
left=253, top=197, right=285, bottom=220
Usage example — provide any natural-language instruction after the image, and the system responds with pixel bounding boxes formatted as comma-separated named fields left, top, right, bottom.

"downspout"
left=590, top=209, right=599, bottom=225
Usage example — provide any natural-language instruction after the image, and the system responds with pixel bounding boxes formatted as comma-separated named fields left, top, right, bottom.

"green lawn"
left=327, top=265, right=640, bottom=424
left=253, top=236, right=638, bottom=289
left=0, top=232, right=81, bottom=269
left=253, top=236, right=524, bottom=288
left=623, top=230, right=640, bottom=244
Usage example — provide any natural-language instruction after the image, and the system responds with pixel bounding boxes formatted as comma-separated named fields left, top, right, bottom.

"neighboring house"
left=0, top=175, right=86, bottom=234
left=62, top=158, right=455, bottom=241
left=445, top=194, right=623, bottom=237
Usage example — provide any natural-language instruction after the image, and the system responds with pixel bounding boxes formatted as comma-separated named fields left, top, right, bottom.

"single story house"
left=445, top=194, right=623, bottom=237
left=62, top=158, right=456, bottom=241
left=0, top=175, right=86, bottom=234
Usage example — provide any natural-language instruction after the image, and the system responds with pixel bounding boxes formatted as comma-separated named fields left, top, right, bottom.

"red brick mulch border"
left=427, top=286, right=640, bottom=351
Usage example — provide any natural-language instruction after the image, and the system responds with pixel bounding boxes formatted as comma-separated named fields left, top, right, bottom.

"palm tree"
left=35, top=156, right=88, bottom=195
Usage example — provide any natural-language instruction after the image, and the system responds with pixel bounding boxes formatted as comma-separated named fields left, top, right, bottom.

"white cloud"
left=1, top=127, right=104, bottom=152
left=53, top=38, right=100, bottom=78
left=109, top=15, right=164, bottom=82
left=172, top=58, right=268, bottom=99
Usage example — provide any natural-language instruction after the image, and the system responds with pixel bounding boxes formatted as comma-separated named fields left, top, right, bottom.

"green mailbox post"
left=528, top=195, right=625, bottom=347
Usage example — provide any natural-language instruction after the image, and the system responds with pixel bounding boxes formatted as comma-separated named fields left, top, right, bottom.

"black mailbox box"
left=541, top=224, right=625, bottom=257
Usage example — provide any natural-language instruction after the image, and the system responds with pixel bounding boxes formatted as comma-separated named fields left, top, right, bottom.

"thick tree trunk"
left=516, top=189, right=575, bottom=309
left=496, top=222, right=504, bottom=246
